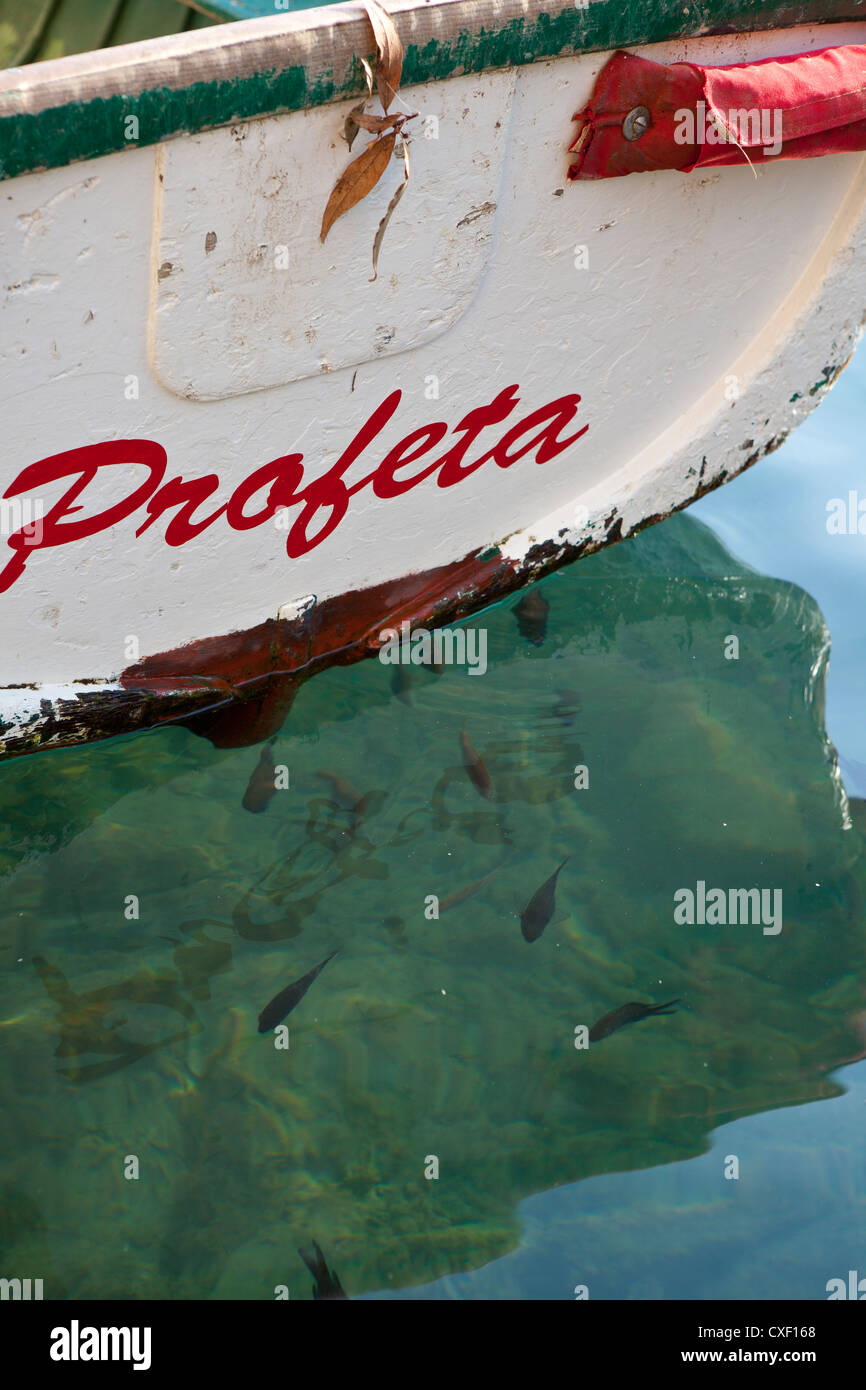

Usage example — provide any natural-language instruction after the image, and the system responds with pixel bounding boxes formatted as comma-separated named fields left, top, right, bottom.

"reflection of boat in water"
left=4, top=1, right=866, bottom=758
left=1, top=511, right=864, bottom=1296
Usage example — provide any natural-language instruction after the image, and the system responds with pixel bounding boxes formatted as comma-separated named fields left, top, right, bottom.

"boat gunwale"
left=1, top=0, right=865, bottom=181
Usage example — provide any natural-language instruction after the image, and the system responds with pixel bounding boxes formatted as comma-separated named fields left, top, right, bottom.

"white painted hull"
left=3, top=16, right=866, bottom=755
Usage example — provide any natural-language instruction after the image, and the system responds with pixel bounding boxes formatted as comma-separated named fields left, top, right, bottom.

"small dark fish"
left=588, top=998, right=680, bottom=1042
left=391, top=666, right=413, bottom=704
left=316, top=770, right=362, bottom=810
left=520, top=857, right=569, bottom=942
left=513, top=589, right=549, bottom=646
left=552, top=688, right=582, bottom=725
left=460, top=725, right=492, bottom=799
left=257, top=950, right=338, bottom=1033
left=242, top=744, right=277, bottom=813
left=439, top=862, right=505, bottom=915
left=298, top=1241, right=348, bottom=1300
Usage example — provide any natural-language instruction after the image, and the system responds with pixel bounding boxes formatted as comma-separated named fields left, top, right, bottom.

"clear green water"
left=2, top=473, right=865, bottom=1298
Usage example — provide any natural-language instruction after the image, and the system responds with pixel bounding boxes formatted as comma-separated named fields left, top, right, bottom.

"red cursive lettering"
left=435, top=386, right=521, bottom=488
left=0, top=441, right=166, bottom=593
left=372, top=423, right=449, bottom=499
left=136, top=474, right=226, bottom=545
left=0, top=387, right=589, bottom=594
left=484, top=393, right=589, bottom=469
left=225, top=455, right=304, bottom=530
left=287, top=391, right=402, bottom=557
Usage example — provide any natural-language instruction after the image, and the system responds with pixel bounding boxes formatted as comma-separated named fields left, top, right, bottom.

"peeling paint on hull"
left=0, top=396, right=840, bottom=762
left=3, top=24, right=866, bottom=762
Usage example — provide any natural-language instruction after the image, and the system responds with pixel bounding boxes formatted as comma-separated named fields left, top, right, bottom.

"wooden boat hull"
left=2, top=4, right=866, bottom=757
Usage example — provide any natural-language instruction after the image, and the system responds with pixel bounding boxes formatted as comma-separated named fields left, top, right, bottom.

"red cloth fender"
left=568, top=44, right=866, bottom=179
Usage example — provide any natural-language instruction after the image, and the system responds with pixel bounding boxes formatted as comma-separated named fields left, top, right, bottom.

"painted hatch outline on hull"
left=3, top=24, right=866, bottom=757
left=149, top=68, right=516, bottom=398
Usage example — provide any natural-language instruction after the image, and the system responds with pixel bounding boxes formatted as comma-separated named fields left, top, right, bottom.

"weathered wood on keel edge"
left=1, top=0, right=864, bottom=180
left=0, top=352, right=853, bottom=764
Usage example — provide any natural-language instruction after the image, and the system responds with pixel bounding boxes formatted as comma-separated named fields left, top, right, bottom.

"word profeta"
left=0, top=384, right=589, bottom=593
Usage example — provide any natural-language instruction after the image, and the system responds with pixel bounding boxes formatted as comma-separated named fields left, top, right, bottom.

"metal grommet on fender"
left=622, top=105, right=651, bottom=141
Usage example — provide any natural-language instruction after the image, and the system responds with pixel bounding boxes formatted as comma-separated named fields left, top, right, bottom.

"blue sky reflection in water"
left=1, top=347, right=866, bottom=1301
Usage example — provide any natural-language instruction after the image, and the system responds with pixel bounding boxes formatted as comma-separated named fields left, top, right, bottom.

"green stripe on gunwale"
left=1, top=0, right=864, bottom=181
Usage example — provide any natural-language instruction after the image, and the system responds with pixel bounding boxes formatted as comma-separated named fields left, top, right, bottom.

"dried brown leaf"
left=320, top=131, right=398, bottom=243
left=362, top=0, right=403, bottom=114
left=344, top=61, right=375, bottom=149
left=353, top=111, right=405, bottom=134
left=344, top=101, right=368, bottom=150
left=370, top=137, right=410, bottom=282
